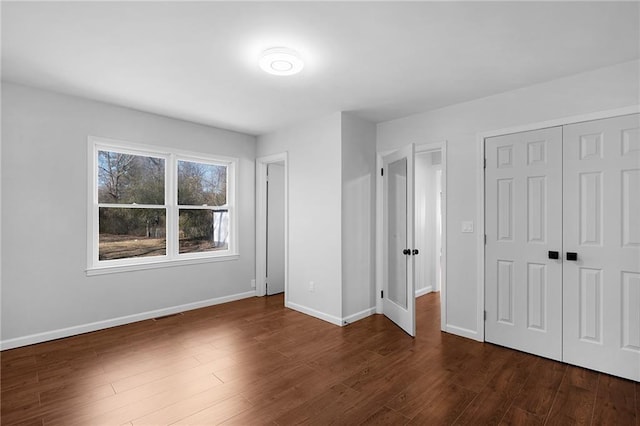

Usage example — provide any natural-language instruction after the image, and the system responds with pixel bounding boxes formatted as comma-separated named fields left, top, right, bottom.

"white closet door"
left=485, top=127, right=563, bottom=360
left=563, top=114, right=640, bottom=381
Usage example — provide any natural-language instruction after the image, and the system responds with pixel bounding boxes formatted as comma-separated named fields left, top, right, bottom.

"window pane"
left=98, top=150, right=165, bottom=204
left=99, top=208, right=166, bottom=260
left=178, top=160, right=227, bottom=206
left=179, top=209, right=229, bottom=254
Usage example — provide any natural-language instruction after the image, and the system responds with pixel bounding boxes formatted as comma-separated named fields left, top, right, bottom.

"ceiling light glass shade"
left=259, top=47, right=304, bottom=76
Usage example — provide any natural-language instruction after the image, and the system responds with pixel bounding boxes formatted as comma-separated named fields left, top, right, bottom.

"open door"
left=382, top=144, right=416, bottom=336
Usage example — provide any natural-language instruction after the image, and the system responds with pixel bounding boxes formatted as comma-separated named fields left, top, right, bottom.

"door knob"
left=548, top=251, right=559, bottom=259
left=412, top=249, right=419, bottom=255
left=402, top=249, right=410, bottom=255
left=566, top=252, right=578, bottom=261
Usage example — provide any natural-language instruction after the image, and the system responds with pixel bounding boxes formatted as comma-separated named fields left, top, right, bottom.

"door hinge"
left=381, top=168, right=384, bottom=176
left=484, top=234, right=487, bottom=244
left=380, top=290, right=384, bottom=298
left=484, top=158, right=487, bottom=169
left=484, top=310, right=487, bottom=321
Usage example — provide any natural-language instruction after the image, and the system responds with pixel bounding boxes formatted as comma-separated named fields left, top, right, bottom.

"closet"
left=484, top=114, right=639, bottom=381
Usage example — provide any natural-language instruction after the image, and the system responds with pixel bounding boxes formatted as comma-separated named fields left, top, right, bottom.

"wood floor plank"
left=545, top=366, right=599, bottom=425
left=384, top=360, right=453, bottom=419
left=499, top=406, right=544, bottom=425
left=358, top=405, right=410, bottom=425
left=131, top=382, right=244, bottom=425
left=509, top=357, right=566, bottom=418
left=170, top=394, right=253, bottom=425
left=272, top=383, right=362, bottom=425
left=454, top=351, right=538, bottom=425
left=592, top=374, right=637, bottom=425
left=110, top=355, right=202, bottom=393
left=636, top=382, right=640, bottom=426
left=407, top=382, right=477, bottom=425
left=1, top=293, right=637, bottom=426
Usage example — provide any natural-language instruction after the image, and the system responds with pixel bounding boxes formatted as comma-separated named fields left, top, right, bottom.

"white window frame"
left=87, top=136, right=238, bottom=276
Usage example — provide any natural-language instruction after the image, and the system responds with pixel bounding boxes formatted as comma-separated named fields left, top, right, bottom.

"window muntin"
left=89, top=138, right=237, bottom=272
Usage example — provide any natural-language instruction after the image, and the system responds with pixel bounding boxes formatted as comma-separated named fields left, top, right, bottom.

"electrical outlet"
left=309, top=281, right=315, bottom=292
left=250, top=279, right=256, bottom=289
left=461, top=221, right=474, bottom=233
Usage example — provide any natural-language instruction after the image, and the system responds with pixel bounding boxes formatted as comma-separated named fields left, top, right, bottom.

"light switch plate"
left=462, top=221, right=474, bottom=233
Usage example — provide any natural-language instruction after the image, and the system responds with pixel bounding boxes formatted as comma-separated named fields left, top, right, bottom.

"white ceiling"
left=2, top=1, right=639, bottom=135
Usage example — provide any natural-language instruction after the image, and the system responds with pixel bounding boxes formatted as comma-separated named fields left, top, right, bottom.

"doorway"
left=256, top=153, right=288, bottom=299
left=266, top=162, right=285, bottom=295
left=414, top=150, right=443, bottom=298
left=377, top=142, right=447, bottom=337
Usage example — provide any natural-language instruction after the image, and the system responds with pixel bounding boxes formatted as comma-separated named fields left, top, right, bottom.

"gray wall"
left=257, top=112, right=344, bottom=323
left=1, top=82, right=257, bottom=347
left=341, top=113, right=376, bottom=320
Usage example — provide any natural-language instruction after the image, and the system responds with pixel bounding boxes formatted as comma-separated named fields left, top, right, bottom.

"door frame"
left=476, top=105, right=639, bottom=343
left=376, top=141, right=448, bottom=332
left=256, top=152, right=289, bottom=299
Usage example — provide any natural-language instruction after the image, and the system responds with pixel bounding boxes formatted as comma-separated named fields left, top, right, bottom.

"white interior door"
left=562, top=114, right=640, bottom=381
left=266, top=162, right=285, bottom=295
left=382, top=144, right=416, bottom=336
left=485, top=127, right=563, bottom=360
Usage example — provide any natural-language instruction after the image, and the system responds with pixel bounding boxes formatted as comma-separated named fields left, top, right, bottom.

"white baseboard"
left=342, top=307, right=376, bottom=325
left=444, top=324, right=482, bottom=342
left=285, top=301, right=343, bottom=326
left=415, top=286, right=433, bottom=297
left=0, top=291, right=256, bottom=350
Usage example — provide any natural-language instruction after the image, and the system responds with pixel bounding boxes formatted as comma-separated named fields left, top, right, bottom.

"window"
left=88, top=137, right=237, bottom=274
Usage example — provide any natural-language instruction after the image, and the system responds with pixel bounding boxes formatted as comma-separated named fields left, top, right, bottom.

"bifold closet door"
left=562, top=114, right=640, bottom=381
left=485, top=127, right=563, bottom=361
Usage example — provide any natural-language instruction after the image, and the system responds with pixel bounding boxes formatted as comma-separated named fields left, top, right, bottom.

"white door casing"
left=382, top=144, right=416, bottom=336
left=485, top=127, right=563, bottom=360
left=562, top=114, right=640, bottom=381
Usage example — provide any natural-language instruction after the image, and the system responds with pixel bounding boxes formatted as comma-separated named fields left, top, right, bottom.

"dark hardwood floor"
left=1, top=293, right=638, bottom=425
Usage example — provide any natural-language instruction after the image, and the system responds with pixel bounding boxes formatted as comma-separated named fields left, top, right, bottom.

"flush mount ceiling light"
left=259, top=47, right=304, bottom=76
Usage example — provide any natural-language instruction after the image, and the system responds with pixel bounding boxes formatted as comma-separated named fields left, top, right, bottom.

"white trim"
left=480, top=106, right=640, bottom=140
left=285, top=301, right=343, bottom=326
left=376, top=147, right=399, bottom=315
left=475, top=105, right=640, bottom=344
left=255, top=153, right=289, bottom=301
left=415, top=286, right=433, bottom=297
left=0, top=291, right=255, bottom=350
left=444, top=324, right=480, bottom=341
left=343, top=307, right=376, bottom=325
left=86, top=254, right=239, bottom=276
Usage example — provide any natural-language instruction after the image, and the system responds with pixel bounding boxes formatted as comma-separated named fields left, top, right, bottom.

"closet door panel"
left=563, top=113, right=640, bottom=382
left=485, top=127, right=563, bottom=360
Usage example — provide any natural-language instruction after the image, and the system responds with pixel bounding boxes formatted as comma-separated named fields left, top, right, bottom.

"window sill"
left=86, top=254, right=239, bottom=276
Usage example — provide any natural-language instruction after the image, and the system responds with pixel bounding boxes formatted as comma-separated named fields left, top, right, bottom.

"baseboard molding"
left=0, top=291, right=256, bottom=351
left=415, top=286, right=433, bottom=297
left=342, top=307, right=376, bottom=325
left=285, top=301, right=343, bottom=326
left=444, top=324, right=482, bottom=342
